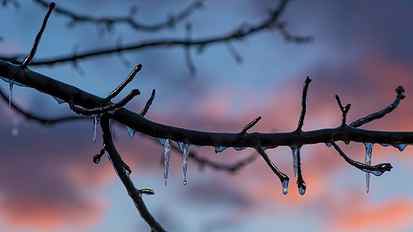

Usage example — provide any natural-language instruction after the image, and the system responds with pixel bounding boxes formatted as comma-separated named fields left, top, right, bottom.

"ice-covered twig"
left=21, top=2, right=55, bottom=67
left=100, top=114, right=165, bottom=232
left=104, top=64, right=142, bottom=103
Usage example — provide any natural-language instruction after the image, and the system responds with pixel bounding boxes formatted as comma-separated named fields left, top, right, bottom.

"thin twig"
left=0, top=87, right=83, bottom=125
left=350, top=86, right=406, bottom=128
left=140, top=89, right=155, bottom=117
left=296, top=76, right=311, bottom=132
left=1, top=0, right=312, bottom=67
left=21, top=2, right=55, bottom=67
left=240, top=116, right=262, bottom=135
left=104, top=64, right=142, bottom=102
left=335, top=95, right=351, bottom=126
left=70, top=89, right=140, bottom=116
left=33, top=0, right=205, bottom=32
left=256, top=146, right=289, bottom=194
left=100, top=114, right=166, bottom=232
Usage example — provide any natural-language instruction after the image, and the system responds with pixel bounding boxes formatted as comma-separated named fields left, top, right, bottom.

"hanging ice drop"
left=282, top=179, right=289, bottom=195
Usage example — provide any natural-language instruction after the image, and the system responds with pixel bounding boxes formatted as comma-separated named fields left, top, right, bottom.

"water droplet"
left=234, top=147, right=246, bottom=151
left=364, top=143, right=373, bottom=193
left=11, top=127, right=18, bottom=136
left=92, top=116, right=98, bottom=142
left=127, top=127, right=135, bottom=137
left=282, top=179, right=289, bottom=195
left=177, top=141, right=190, bottom=185
left=325, top=143, right=333, bottom=147
left=214, top=145, right=226, bottom=154
left=380, top=143, right=390, bottom=147
left=160, top=138, right=171, bottom=186
left=298, top=183, right=306, bottom=196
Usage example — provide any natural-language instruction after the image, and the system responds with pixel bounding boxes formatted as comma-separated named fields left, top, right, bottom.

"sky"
left=0, top=0, right=413, bottom=231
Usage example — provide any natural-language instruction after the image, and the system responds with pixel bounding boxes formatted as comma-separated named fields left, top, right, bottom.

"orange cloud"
left=328, top=198, right=413, bottom=232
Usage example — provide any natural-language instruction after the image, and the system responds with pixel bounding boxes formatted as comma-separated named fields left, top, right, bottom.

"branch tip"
left=240, top=116, right=262, bottom=134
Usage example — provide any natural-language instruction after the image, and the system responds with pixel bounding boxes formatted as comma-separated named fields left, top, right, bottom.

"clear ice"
left=92, top=116, right=98, bottom=142
left=291, top=145, right=301, bottom=177
left=159, top=138, right=171, bottom=186
left=8, top=83, right=13, bottom=109
left=127, top=127, right=135, bottom=137
left=364, top=143, right=373, bottom=193
left=177, top=141, right=190, bottom=185
left=215, top=146, right=226, bottom=154
left=282, top=179, right=289, bottom=195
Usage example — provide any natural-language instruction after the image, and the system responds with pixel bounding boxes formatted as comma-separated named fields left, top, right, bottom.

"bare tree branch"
left=140, top=89, right=155, bottom=117
left=0, top=0, right=312, bottom=67
left=33, top=0, right=205, bottom=32
left=104, top=64, right=142, bottom=103
left=0, top=87, right=83, bottom=125
left=100, top=114, right=166, bottom=232
left=22, top=2, right=55, bottom=67
left=1, top=62, right=412, bottom=149
left=296, top=76, right=311, bottom=132
left=349, top=86, right=406, bottom=128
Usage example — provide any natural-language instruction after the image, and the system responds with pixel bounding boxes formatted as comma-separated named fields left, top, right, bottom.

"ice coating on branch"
left=394, top=144, right=407, bottom=152
left=159, top=138, right=171, bottom=186
left=127, top=127, right=135, bottom=137
left=177, top=142, right=190, bottom=185
left=215, top=146, right=226, bottom=154
left=92, top=116, right=98, bottom=142
left=8, top=83, right=13, bottom=109
left=362, top=169, right=385, bottom=176
left=291, top=146, right=300, bottom=177
left=364, top=143, right=373, bottom=193
left=0, top=77, right=26, bottom=87
left=282, top=179, right=289, bottom=195
left=53, top=97, right=65, bottom=104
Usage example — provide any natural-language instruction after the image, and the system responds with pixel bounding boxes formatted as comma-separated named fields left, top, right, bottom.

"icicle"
left=393, top=144, right=407, bottom=152
left=159, top=138, right=171, bottom=186
left=8, top=83, right=13, bottom=109
left=291, top=145, right=300, bottom=177
left=177, top=141, right=190, bottom=185
left=92, top=116, right=98, bottom=142
left=364, top=143, right=373, bottom=193
left=127, top=127, right=135, bottom=137
left=282, top=179, right=289, bottom=195
left=214, top=145, right=226, bottom=154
